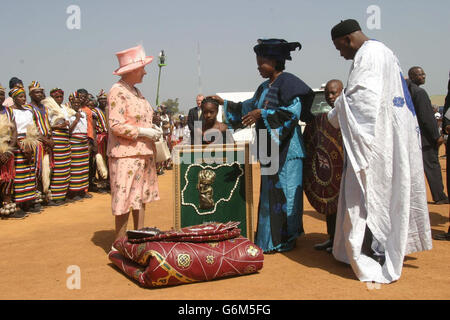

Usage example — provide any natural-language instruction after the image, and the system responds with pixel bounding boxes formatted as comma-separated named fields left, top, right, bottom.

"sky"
left=1, top=0, right=449, bottom=113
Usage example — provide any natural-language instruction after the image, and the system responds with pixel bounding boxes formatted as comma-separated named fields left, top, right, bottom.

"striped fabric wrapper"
left=25, top=104, right=52, bottom=137
left=50, top=129, right=71, bottom=200
left=69, top=133, right=89, bottom=192
left=93, top=107, right=108, bottom=133
left=0, top=106, right=14, bottom=121
left=13, top=135, right=37, bottom=203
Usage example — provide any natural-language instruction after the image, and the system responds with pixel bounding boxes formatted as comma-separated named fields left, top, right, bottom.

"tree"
left=160, top=98, right=179, bottom=114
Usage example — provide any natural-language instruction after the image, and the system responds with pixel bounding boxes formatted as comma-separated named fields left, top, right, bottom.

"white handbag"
left=155, top=138, right=171, bottom=163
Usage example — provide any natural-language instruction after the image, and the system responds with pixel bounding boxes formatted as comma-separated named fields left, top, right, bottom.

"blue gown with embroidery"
left=224, top=72, right=314, bottom=252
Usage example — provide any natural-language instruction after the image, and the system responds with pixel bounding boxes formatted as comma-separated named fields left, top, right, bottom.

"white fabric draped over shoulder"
left=327, top=40, right=432, bottom=284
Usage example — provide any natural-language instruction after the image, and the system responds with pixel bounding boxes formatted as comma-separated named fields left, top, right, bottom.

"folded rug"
left=108, top=222, right=264, bottom=288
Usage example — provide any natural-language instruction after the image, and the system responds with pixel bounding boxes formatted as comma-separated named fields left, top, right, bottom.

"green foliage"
left=161, top=98, right=180, bottom=114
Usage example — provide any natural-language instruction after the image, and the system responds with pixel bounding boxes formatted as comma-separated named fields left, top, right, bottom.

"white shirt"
left=70, top=111, right=88, bottom=134
left=13, top=108, right=35, bottom=134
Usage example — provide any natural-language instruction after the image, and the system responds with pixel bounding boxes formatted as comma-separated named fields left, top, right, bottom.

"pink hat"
left=113, top=45, right=153, bottom=76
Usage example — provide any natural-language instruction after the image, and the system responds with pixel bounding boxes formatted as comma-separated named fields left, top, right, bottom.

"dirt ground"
left=1, top=154, right=449, bottom=300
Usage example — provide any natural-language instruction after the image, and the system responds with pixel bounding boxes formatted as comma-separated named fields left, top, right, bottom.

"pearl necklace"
left=181, top=161, right=244, bottom=216
left=119, top=80, right=140, bottom=98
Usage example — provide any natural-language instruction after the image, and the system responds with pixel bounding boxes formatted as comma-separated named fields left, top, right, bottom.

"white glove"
left=138, top=127, right=162, bottom=141
left=152, top=124, right=163, bottom=135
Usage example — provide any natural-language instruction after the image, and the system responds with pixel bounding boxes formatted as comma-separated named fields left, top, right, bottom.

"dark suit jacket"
left=187, top=106, right=202, bottom=144
left=442, top=79, right=450, bottom=133
left=407, top=79, right=441, bottom=148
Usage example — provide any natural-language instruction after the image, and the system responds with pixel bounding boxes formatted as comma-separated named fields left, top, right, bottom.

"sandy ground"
left=0, top=154, right=449, bottom=300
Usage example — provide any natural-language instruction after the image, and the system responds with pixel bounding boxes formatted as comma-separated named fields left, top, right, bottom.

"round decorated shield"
left=303, top=113, right=344, bottom=215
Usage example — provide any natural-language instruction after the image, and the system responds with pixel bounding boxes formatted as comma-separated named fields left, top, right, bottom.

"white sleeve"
left=327, top=106, right=340, bottom=128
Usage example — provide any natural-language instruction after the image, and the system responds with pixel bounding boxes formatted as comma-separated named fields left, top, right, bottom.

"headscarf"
left=69, top=91, right=78, bottom=101
left=253, top=39, right=302, bottom=61
left=97, top=89, right=107, bottom=99
left=50, top=88, right=64, bottom=97
left=9, top=87, right=25, bottom=98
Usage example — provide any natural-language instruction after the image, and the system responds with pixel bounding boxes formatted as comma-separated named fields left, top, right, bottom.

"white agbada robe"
left=327, top=40, right=432, bottom=284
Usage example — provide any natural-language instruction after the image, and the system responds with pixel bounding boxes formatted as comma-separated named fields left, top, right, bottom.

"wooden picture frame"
left=173, top=143, right=254, bottom=242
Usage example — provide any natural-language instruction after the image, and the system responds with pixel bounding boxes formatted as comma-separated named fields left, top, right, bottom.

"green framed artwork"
left=173, top=143, right=254, bottom=242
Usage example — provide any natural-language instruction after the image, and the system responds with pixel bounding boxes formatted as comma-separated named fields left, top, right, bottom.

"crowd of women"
left=0, top=79, right=109, bottom=219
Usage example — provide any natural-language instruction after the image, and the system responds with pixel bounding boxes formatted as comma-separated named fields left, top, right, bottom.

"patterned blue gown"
left=224, top=72, right=314, bottom=253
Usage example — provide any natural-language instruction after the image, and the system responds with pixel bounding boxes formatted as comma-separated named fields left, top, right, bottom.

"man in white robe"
left=327, top=19, right=432, bottom=284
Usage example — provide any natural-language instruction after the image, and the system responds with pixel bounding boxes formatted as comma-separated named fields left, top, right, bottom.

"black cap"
left=331, top=19, right=361, bottom=40
left=253, top=39, right=302, bottom=61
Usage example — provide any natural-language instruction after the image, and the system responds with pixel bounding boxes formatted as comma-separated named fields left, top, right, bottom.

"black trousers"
left=446, top=141, right=450, bottom=195
left=326, top=214, right=336, bottom=239
left=422, top=145, right=447, bottom=202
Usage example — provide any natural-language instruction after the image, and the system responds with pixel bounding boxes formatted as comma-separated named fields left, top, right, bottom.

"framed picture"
left=173, top=143, right=254, bottom=241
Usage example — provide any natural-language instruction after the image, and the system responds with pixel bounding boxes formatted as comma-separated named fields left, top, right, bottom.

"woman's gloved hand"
left=152, top=124, right=163, bottom=135
left=138, top=127, right=163, bottom=141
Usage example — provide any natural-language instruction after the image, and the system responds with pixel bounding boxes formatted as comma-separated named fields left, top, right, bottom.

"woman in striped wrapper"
left=67, top=93, right=90, bottom=201
left=0, top=85, right=24, bottom=219
left=9, top=87, right=43, bottom=215
left=44, top=89, right=75, bottom=206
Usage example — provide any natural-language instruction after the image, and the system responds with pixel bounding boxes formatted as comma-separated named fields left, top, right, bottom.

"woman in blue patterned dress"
left=210, top=39, right=315, bottom=253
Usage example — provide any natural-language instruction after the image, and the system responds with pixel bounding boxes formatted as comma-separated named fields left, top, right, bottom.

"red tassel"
left=34, top=143, right=44, bottom=175
left=49, top=150, right=55, bottom=169
left=0, top=153, right=15, bottom=181
left=96, top=132, right=108, bottom=158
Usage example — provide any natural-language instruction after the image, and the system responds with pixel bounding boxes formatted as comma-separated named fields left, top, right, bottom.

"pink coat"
left=107, top=81, right=155, bottom=158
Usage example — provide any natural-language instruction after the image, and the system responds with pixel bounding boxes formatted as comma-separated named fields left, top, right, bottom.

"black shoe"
left=88, top=185, right=99, bottom=192
left=314, top=239, right=333, bottom=251
left=434, top=198, right=449, bottom=204
left=46, top=200, right=58, bottom=206
left=83, top=193, right=93, bottom=199
left=47, top=200, right=66, bottom=207
left=433, top=232, right=450, bottom=241
left=326, top=246, right=333, bottom=254
left=26, top=204, right=41, bottom=214
left=2, top=210, right=28, bottom=220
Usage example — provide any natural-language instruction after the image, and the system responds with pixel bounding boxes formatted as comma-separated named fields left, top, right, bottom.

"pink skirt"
left=109, top=156, right=160, bottom=216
